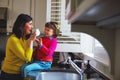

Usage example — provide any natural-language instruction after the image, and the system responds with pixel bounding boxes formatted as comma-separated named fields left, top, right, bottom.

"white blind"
left=51, top=0, right=61, bottom=24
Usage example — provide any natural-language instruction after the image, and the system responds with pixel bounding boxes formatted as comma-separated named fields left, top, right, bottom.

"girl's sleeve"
left=40, top=39, right=57, bottom=56
left=9, top=38, right=33, bottom=62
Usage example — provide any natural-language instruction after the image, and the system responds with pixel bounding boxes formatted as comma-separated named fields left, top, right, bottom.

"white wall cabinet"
left=0, top=0, right=9, bottom=7
left=7, top=0, right=31, bottom=32
left=7, top=0, right=47, bottom=33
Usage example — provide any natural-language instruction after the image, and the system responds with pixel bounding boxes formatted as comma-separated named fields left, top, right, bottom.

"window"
left=47, top=0, right=71, bottom=32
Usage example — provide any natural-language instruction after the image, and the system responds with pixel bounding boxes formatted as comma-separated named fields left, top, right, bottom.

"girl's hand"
left=35, top=38, right=42, bottom=46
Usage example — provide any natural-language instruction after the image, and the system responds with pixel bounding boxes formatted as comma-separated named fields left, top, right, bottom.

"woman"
left=1, top=14, right=36, bottom=80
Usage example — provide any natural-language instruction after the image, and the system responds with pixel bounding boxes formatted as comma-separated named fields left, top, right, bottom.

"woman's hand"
left=35, top=38, right=42, bottom=46
left=29, top=33, right=36, bottom=41
left=28, top=33, right=36, bottom=49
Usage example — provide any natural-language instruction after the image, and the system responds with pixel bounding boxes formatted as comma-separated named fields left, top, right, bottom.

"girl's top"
left=33, top=36, right=57, bottom=62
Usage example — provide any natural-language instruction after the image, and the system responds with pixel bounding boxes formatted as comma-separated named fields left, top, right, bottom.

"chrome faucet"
left=67, top=57, right=84, bottom=80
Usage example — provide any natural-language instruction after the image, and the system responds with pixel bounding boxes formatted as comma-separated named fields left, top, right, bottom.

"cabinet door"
left=0, top=0, right=9, bottom=7
left=7, top=0, right=31, bottom=32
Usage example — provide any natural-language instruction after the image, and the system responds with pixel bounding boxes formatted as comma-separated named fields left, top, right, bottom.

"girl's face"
left=44, top=27, right=54, bottom=37
left=24, top=21, right=33, bottom=35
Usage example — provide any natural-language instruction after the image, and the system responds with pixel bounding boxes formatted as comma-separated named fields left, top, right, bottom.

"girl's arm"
left=40, top=39, right=57, bottom=56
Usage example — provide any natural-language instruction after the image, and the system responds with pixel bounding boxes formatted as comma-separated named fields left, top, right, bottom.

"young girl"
left=22, top=22, right=60, bottom=78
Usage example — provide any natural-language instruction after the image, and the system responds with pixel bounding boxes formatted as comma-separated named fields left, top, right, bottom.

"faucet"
left=67, top=57, right=84, bottom=80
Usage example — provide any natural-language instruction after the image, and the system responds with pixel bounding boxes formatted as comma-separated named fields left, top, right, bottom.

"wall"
left=80, top=33, right=94, bottom=57
left=114, top=28, right=120, bottom=80
left=71, top=24, right=115, bottom=79
left=80, top=32, right=111, bottom=78
left=46, top=0, right=51, bottom=22
left=60, top=0, right=71, bottom=32
left=33, top=0, right=47, bottom=32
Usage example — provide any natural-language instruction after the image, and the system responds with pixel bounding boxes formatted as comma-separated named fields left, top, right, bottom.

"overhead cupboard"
left=0, top=0, right=47, bottom=33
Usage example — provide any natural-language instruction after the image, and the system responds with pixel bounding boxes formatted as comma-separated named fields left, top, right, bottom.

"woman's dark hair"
left=12, top=13, right=32, bottom=39
left=45, top=22, right=60, bottom=38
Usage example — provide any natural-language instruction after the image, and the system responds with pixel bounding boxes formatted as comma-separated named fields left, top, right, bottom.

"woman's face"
left=24, top=21, right=33, bottom=35
left=44, top=27, right=54, bottom=37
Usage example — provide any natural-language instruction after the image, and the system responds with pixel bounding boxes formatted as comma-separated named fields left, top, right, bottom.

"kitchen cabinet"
left=65, top=0, right=97, bottom=24
left=7, top=0, right=31, bottom=33
left=66, top=0, right=120, bottom=27
left=7, top=0, right=47, bottom=33
left=0, top=0, right=9, bottom=7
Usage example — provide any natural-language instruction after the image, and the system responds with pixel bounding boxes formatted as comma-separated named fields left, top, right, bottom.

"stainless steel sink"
left=30, top=70, right=81, bottom=80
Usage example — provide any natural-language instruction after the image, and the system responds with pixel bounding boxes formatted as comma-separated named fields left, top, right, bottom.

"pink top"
left=33, top=37, right=57, bottom=62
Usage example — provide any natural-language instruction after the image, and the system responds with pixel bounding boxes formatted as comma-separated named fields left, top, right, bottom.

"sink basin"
left=28, top=70, right=81, bottom=80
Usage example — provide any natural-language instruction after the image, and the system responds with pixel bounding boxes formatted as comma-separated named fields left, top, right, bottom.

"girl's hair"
left=12, top=13, right=32, bottom=39
left=45, top=22, right=60, bottom=38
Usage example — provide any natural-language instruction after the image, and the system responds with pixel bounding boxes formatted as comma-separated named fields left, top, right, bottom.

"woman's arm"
left=8, top=34, right=36, bottom=62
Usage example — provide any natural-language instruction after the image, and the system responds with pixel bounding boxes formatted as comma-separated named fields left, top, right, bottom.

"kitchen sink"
left=28, top=70, right=81, bottom=80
